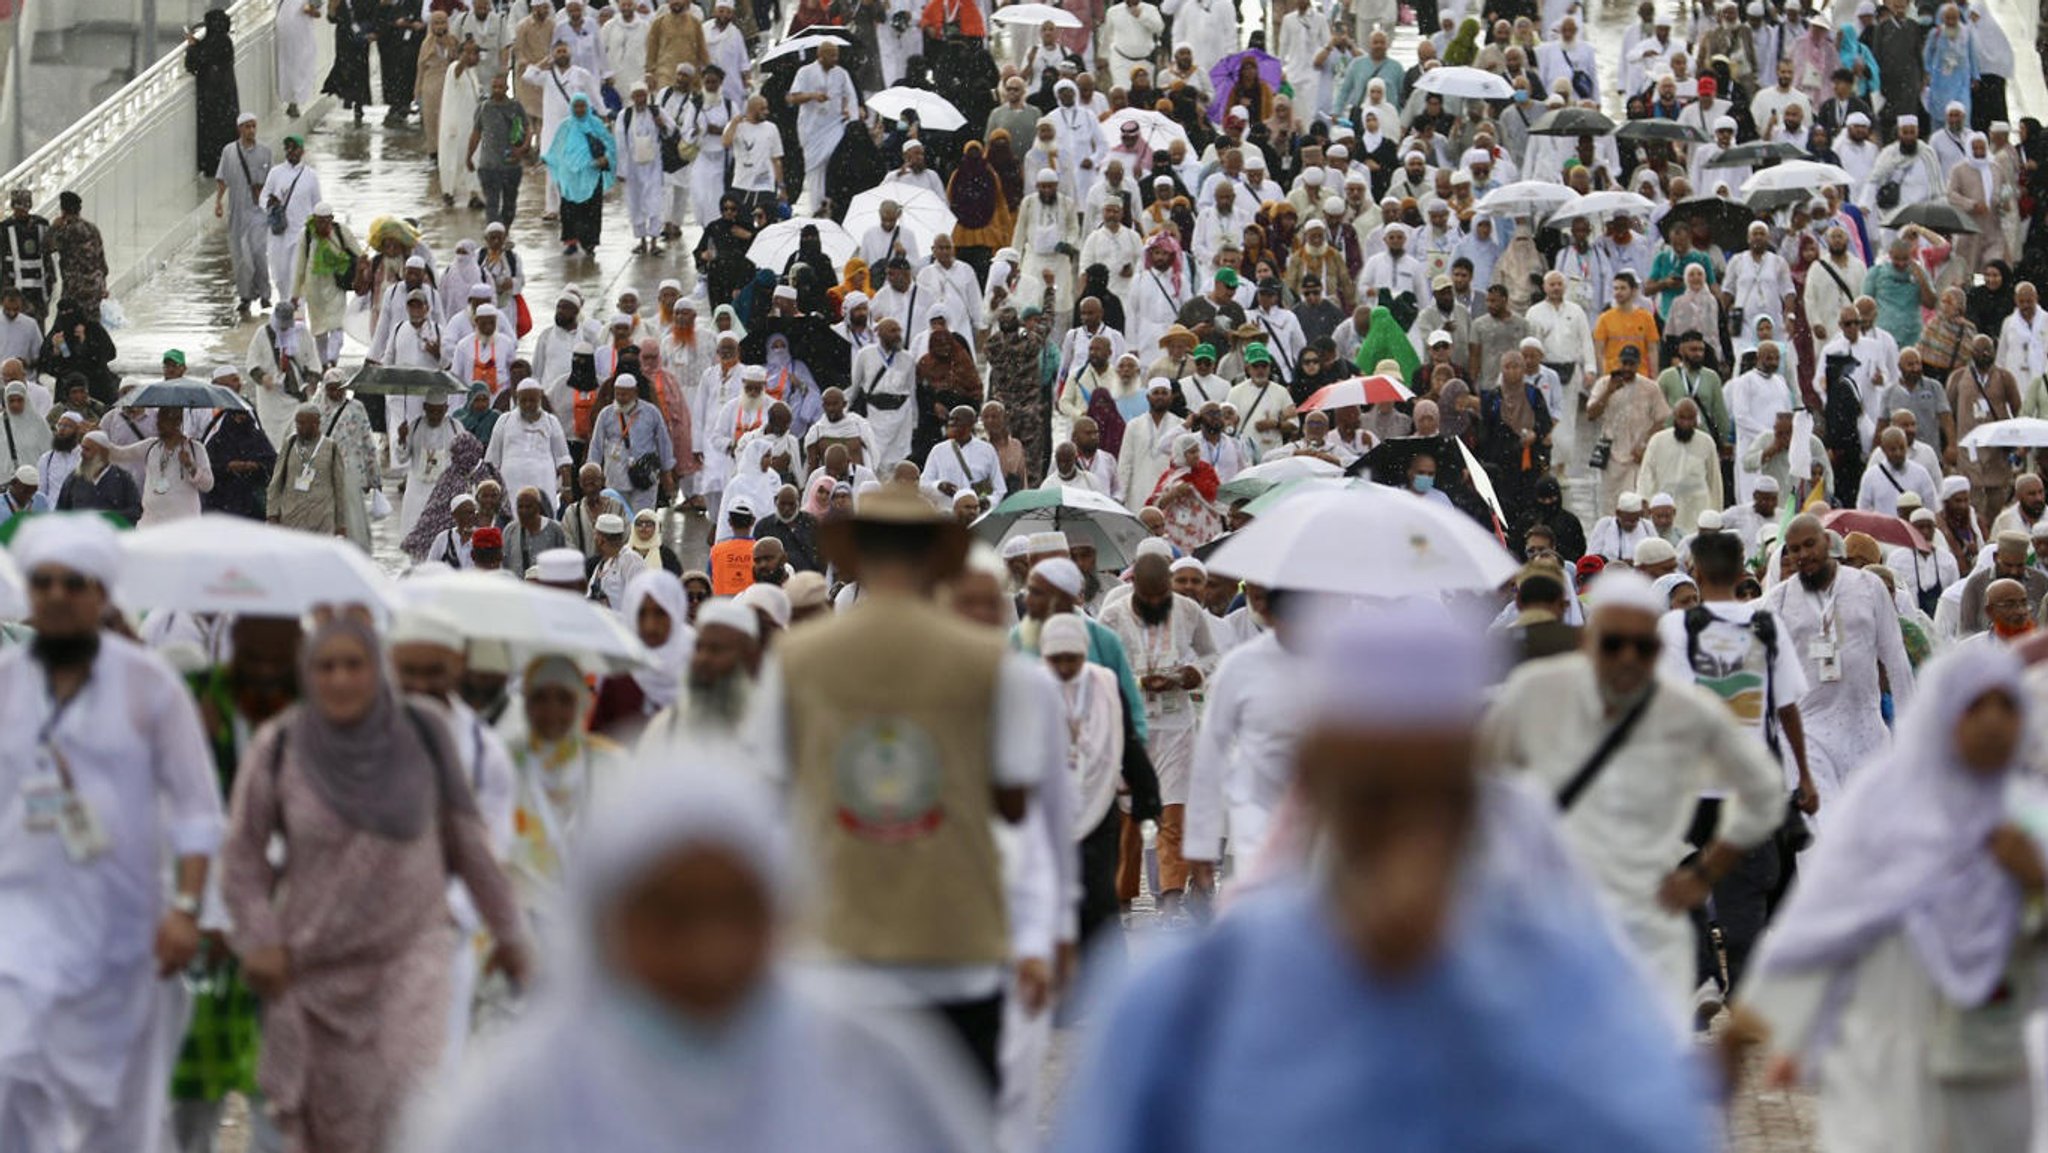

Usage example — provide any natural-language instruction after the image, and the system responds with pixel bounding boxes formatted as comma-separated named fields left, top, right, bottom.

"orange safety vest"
left=710, top=537, right=756, bottom=596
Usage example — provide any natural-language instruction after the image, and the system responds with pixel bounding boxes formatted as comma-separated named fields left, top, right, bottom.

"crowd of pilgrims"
left=13, top=0, right=2048, bottom=1150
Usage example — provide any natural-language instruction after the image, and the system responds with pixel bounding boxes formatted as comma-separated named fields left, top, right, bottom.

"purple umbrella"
left=1207, top=49, right=1283, bottom=125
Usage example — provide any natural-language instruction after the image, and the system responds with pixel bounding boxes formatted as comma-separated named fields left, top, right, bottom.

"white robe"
left=1097, top=595, right=1217, bottom=802
left=259, top=161, right=323, bottom=305
left=617, top=104, right=670, bottom=240
left=849, top=344, right=916, bottom=467
left=1185, top=633, right=1311, bottom=869
left=244, top=319, right=323, bottom=451
left=398, top=415, right=458, bottom=537
left=275, top=0, right=322, bottom=105
left=439, top=62, right=486, bottom=205
left=485, top=411, right=573, bottom=506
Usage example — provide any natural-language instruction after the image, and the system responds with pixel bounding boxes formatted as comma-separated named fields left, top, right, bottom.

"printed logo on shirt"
left=833, top=717, right=944, bottom=842
left=1686, top=625, right=1768, bottom=726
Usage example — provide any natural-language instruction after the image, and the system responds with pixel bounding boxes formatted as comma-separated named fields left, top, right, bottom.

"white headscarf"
left=1754, top=644, right=2032, bottom=1009
left=1965, top=131, right=1996, bottom=211
left=622, top=569, right=695, bottom=710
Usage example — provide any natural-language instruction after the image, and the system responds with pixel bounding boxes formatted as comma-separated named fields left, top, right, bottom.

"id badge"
left=1159, top=693, right=1183, bottom=716
left=293, top=462, right=316, bottom=492
left=153, top=476, right=171, bottom=495
left=20, top=770, right=64, bottom=832
left=58, top=793, right=109, bottom=863
left=1811, top=638, right=1841, bottom=683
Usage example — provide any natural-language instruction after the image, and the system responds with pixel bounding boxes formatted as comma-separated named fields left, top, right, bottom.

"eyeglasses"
left=1598, top=633, right=1659, bottom=658
left=29, top=571, right=89, bottom=593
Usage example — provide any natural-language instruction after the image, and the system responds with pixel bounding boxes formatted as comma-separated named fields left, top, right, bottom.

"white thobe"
left=703, top=20, right=748, bottom=101
left=439, top=63, right=486, bottom=205
left=553, top=14, right=608, bottom=80
left=485, top=411, right=572, bottom=504
left=1117, top=411, right=1179, bottom=512
left=385, top=317, right=449, bottom=468
left=1101, top=2, right=1165, bottom=87
left=259, top=160, right=322, bottom=304
left=791, top=62, right=857, bottom=211
left=1013, top=194, right=1080, bottom=307
left=1161, top=0, right=1235, bottom=72
left=398, top=416, right=458, bottom=537
left=1078, top=225, right=1142, bottom=314
left=1634, top=429, right=1724, bottom=534
left=1277, top=8, right=1331, bottom=125
left=1127, top=263, right=1191, bottom=363
left=849, top=345, right=916, bottom=466
left=0, top=637, right=222, bottom=1153
left=105, top=436, right=212, bottom=525
left=617, top=103, right=670, bottom=240
left=1726, top=369, right=1798, bottom=500
left=1049, top=104, right=1106, bottom=205
left=1484, top=653, right=1784, bottom=1019
left=1097, top=595, right=1216, bottom=802
left=1758, top=566, right=1915, bottom=813
left=1855, top=458, right=1940, bottom=517
left=913, top=260, right=983, bottom=348
left=245, top=320, right=323, bottom=451
left=1185, top=633, right=1307, bottom=868
left=920, top=436, right=1007, bottom=500
left=275, top=0, right=322, bottom=104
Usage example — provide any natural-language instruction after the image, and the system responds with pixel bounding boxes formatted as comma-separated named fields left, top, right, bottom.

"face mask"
left=1411, top=474, right=1435, bottom=494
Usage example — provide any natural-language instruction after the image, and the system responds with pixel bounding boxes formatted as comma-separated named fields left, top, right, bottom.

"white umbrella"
left=990, top=2, right=1084, bottom=28
left=113, top=514, right=397, bottom=618
left=1475, top=181, right=1581, bottom=220
left=1543, top=189, right=1657, bottom=227
left=1961, top=418, right=2048, bottom=457
left=1415, top=66, right=1516, bottom=100
left=1097, top=108, right=1190, bottom=153
left=1740, top=160, right=1853, bottom=194
left=843, top=183, right=959, bottom=250
left=746, top=218, right=857, bottom=272
left=867, top=87, right=968, bottom=132
left=401, top=571, right=651, bottom=672
left=1202, top=486, right=1518, bottom=597
left=756, top=32, right=848, bottom=64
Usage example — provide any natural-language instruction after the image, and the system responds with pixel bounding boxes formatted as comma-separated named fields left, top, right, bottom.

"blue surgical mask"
left=1412, top=474, right=1435, bottom=494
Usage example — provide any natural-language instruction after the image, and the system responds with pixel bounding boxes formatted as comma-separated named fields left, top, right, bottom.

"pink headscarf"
left=1145, top=229, right=1185, bottom=297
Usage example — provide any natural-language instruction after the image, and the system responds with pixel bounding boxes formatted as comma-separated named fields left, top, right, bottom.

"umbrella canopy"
left=1544, top=189, right=1657, bottom=227
left=1615, top=118, right=1707, bottom=144
left=1528, top=107, right=1617, bottom=137
left=1206, top=49, right=1281, bottom=124
left=1299, top=375, right=1415, bottom=412
left=1744, top=186, right=1818, bottom=212
left=1416, top=66, right=1517, bottom=100
left=990, top=2, right=1083, bottom=27
left=113, top=514, right=397, bottom=617
left=1820, top=508, right=1917, bottom=550
left=1476, top=181, right=1581, bottom=220
left=756, top=31, right=852, bottom=64
left=1346, top=435, right=1500, bottom=529
left=1203, top=486, right=1519, bottom=597
left=1658, top=196, right=1757, bottom=252
left=971, top=487, right=1150, bottom=568
left=1960, top=418, right=2048, bottom=452
left=402, top=571, right=651, bottom=672
left=1215, top=456, right=1343, bottom=505
left=746, top=218, right=857, bottom=271
left=343, top=364, right=467, bottom=398
left=867, top=87, right=967, bottom=132
left=1884, top=202, right=1981, bottom=235
left=843, top=183, right=959, bottom=250
left=1740, top=160, right=1853, bottom=194
left=1098, top=108, right=1189, bottom=153
left=121, top=380, right=251, bottom=412
left=1707, top=140, right=1810, bottom=168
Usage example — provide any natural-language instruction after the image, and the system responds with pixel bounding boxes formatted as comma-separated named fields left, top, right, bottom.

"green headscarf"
left=1444, top=18, right=1482, bottom=66
left=1353, top=306, right=1421, bottom=381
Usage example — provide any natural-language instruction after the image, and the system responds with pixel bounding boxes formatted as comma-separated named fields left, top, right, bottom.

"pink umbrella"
left=1299, top=375, right=1414, bottom=412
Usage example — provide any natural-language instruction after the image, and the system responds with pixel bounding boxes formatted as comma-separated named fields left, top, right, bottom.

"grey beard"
left=684, top=671, right=754, bottom=729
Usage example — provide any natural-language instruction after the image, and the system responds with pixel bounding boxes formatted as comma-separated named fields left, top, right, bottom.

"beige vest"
left=779, top=591, right=1009, bottom=965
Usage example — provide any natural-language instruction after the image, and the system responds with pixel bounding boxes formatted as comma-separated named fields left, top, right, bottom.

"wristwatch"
left=170, top=892, right=202, bottom=918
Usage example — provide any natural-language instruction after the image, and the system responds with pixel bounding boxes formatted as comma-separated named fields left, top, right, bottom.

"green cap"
left=162, top=349, right=186, bottom=366
left=1242, top=343, right=1271, bottom=366
left=1191, top=343, right=1217, bottom=361
left=1214, top=268, right=1240, bottom=288
left=284, top=133, right=305, bottom=148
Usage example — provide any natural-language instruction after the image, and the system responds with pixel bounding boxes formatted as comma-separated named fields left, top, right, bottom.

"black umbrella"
left=343, top=364, right=468, bottom=398
left=1658, top=196, right=1758, bottom=251
left=1884, top=201, right=1981, bottom=235
left=1529, top=107, right=1617, bottom=137
left=1706, top=140, right=1810, bottom=167
left=1344, top=436, right=1495, bottom=529
left=1615, top=118, right=1707, bottom=144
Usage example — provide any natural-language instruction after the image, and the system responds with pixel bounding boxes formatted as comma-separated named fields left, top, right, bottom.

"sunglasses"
left=1599, top=633, right=1659, bottom=658
left=30, top=571, right=90, bottom=594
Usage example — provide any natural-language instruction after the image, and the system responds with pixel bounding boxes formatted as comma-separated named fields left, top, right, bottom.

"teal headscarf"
left=544, top=96, right=619, bottom=204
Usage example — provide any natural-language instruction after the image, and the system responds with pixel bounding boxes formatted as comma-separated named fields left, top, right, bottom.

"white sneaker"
left=1692, top=979, right=1724, bottom=1032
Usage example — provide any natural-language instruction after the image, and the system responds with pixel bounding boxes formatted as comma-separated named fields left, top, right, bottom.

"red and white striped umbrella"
left=1299, top=375, right=1413, bottom=412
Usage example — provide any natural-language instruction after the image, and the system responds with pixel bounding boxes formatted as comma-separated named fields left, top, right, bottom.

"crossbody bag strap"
left=1556, top=682, right=1657, bottom=811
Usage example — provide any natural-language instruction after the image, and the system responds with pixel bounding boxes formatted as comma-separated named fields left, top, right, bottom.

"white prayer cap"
left=902, top=139, right=926, bottom=154
left=1746, top=0, right=1764, bottom=12
left=1633, top=537, right=1678, bottom=567
left=1846, top=111, right=1871, bottom=127
left=388, top=606, right=466, bottom=652
left=1327, top=144, right=1349, bottom=160
left=237, top=111, right=258, bottom=126
left=1345, top=173, right=1368, bottom=187
left=1301, top=218, right=1327, bottom=234
left=1617, top=491, right=1644, bottom=513
left=405, top=255, right=428, bottom=270
left=211, top=364, right=241, bottom=383
left=1313, top=197, right=1342, bottom=218
left=696, top=597, right=760, bottom=641
left=1026, top=530, right=1069, bottom=555
left=485, top=220, right=507, bottom=234
left=1896, top=114, right=1918, bottom=129
left=9, top=464, right=37, bottom=486
left=1055, top=79, right=1078, bottom=94
left=658, top=278, right=684, bottom=294
left=56, top=411, right=82, bottom=427
left=741, top=365, right=767, bottom=382
left=13, top=512, right=119, bottom=585
left=1040, top=612, right=1090, bottom=657
left=311, top=201, right=334, bottom=217
left=1519, top=336, right=1544, bottom=352
left=738, top=582, right=791, bottom=629
left=1228, top=105, right=1249, bottom=121
left=1147, top=377, right=1174, bottom=394
left=929, top=304, right=953, bottom=325
left=1946, top=100, right=1966, bottom=115
left=1302, top=168, right=1326, bottom=186
left=1941, top=474, right=1971, bottom=500
left=1031, top=557, right=1084, bottom=599
left=608, top=312, right=634, bottom=328
left=594, top=513, right=628, bottom=535
left=557, top=289, right=582, bottom=306
left=1305, top=601, right=1502, bottom=729
left=1461, top=148, right=1490, bottom=168
left=514, top=377, right=545, bottom=394
left=1589, top=568, right=1664, bottom=615
left=1135, top=536, right=1174, bottom=560
left=630, top=81, right=649, bottom=95
left=612, top=373, right=638, bottom=392
left=1648, top=492, right=1676, bottom=510
left=1753, top=475, right=1780, bottom=494
left=450, top=493, right=478, bottom=513
left=534, top=548, right=586, bottom=584
left=1243, top=153, right=1266, bottom=171
left=1696, top=509, right=1725, bottom=530
left=1428, top=329, right=1453, bottom=346
left=1993, top=121, right=2013, bottom=134
left=995, top=247, right=1021, bottom=263
left=1036, top=167, right=1059, bottom=184
left=81, top=430, right=110, bottom=450
left=1169, top=555, right=1206, bottom=577
left=1000, top=534, right=1033, bottom=559
left=468, top=283, right=494, bottom=300
left=475, top=304, right=500, bottom=320
left=1713, top=115, right=1737, bottom=132
left=842, top=290, right=869, bottom=311
left=772, top=285, right=798, bottom=302
left=676, top=293, right=700, bottom=311
left=1910, top=506, right=1937, bottom=525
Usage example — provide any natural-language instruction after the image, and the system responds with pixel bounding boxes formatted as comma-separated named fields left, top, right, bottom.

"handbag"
left=1587, top=434, right=1613, bottom=471
left=266, top=168, right=306, bottom=236
left=331, top=251, right=358, bottom=294
left=513, top=292, right=533, bottom=338
left=628, top=451, right=662, bottom=490
left=1875, top=173, right=1904, bottom=211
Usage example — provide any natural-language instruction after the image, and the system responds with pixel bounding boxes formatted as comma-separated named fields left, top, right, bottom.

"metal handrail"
left=0, top=0, right=274, bottom=206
